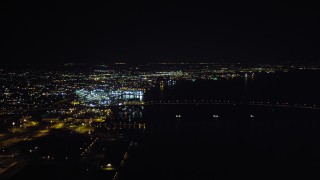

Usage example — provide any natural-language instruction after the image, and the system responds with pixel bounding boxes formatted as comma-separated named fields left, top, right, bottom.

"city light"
left=76, top=89, right=144, bottom=106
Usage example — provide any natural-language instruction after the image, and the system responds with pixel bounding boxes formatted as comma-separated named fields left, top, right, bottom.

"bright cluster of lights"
left=76, top=89, right=111, bottom=106
left=75, top=89, right=144, bottom=106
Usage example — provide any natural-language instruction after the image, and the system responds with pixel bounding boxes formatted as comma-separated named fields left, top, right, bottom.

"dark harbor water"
left=144, top=71, right=320, bottom=105
left=122, top=71, right=320, bottom=180
left=123, top=104, right=320, bottom=180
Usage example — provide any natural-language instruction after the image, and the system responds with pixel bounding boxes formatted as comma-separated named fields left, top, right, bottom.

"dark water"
left=123, top=71, right=320, bottom=180
left=145, top=71, right=320, bottom=105
left=123, top=104, right=320, bottom=180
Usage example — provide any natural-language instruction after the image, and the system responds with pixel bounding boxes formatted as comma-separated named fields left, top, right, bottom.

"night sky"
left=1, top=1, right=320, bottom=64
